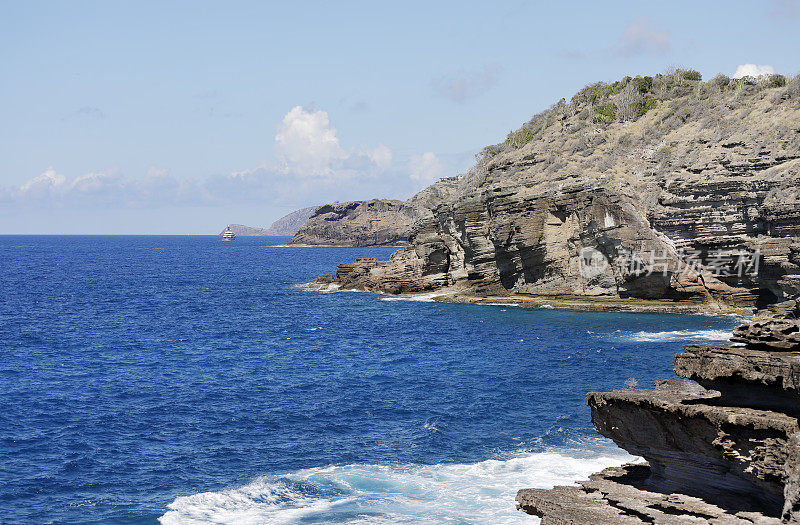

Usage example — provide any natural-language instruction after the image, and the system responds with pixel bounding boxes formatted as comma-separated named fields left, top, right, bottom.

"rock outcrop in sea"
left=516, top=319, right=800, bottom=523
left=313, top=70, right=800, bottom=314
left=287, top=176, right=465, bottom=247
left=289, top=199, right=420, bottom=246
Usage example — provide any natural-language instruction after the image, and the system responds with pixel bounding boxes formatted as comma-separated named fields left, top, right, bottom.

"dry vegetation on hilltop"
left=468, top=68, right=800, bottom=194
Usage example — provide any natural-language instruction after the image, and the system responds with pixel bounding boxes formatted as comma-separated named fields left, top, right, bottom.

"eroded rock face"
left=675, top=344, right=800, bottom=414
left=319, top=75, right=800, bottom=312
left=784, top=433, right=800, bottom=522
left=518, top=321, right=800, bottom=523
left=588, top=381, right=795, bottom=515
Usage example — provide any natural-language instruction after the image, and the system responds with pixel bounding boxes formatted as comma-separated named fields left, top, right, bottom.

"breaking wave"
left=621, top=329, right=733, bottom=343
left=379, top=292, right=446, bottom=302
left=159, top=447, right=634, bottom=524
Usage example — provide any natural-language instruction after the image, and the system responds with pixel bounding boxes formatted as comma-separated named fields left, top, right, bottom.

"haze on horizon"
left=1, top=0, right=797, bottom=234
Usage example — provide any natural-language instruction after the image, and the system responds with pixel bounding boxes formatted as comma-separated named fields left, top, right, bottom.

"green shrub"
left=634, top=95, right=658, bottom=118
left=572, top=82, right=605, bottom=107
left=632, top=76, right=653, bottom=93
left=680, top=69, right=702, bottom=82
left=593, top=103, right=616, bottom=124
left=766, top=74, right=787, bottom=88
left=504, top=127, right=536, bottom=149
left=710, top=73, right=730, bottom=90
left=740, top=76, right=758, bottom=86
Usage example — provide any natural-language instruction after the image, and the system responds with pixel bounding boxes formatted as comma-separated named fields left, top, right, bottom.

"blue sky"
left=1, top=0, right=798, bottom=233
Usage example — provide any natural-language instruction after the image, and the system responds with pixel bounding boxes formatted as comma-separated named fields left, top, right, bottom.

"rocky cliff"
left=516, top=319, right=800, bottom=524
left=314, top=70, right=800, bottom=314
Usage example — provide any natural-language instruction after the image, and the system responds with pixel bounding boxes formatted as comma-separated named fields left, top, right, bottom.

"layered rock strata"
left=316, top=73, right=800, bottom=313
left=517, top=320, right=800, bottom=523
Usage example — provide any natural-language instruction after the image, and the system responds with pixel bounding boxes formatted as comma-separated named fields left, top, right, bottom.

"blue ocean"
left=0, top=236, right=742, bottom=524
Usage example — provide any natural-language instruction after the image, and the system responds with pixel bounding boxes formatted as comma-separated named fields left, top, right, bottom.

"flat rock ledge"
left=731, top=320, right=800, bottom=351
left=518, top=321, right=800, bottom=524
left=517, top=464, right=782, bottom=524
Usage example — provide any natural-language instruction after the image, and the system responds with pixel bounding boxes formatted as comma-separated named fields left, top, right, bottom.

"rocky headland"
left=289, top=199, right=419, bottom=246
left=312, top=70, right=800, bottom=315
left=287, top=176, right=464, bottom=247
left=516, top=319, right=800, bottom=524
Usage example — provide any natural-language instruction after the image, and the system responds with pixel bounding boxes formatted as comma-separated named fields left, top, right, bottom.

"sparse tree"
left=615, top=82, right=643, bottom=122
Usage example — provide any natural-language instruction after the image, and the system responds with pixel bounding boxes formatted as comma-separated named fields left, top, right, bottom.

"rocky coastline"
left=516, top=319, right=800, bottom=524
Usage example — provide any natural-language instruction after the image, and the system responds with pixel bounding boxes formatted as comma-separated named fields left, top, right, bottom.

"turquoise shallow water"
left=0, top=235, right=742, bottom=523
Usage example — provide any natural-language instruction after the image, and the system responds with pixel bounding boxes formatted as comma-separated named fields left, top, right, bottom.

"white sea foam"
left=622, top=329, right=733, bottom=343
left=297, top=282, right=342, bottom=293
left=482, top=302, right=522, bottom=307
left=379, top=292, right=446, bottom=303
left=159, top=448, right=635, bottom=524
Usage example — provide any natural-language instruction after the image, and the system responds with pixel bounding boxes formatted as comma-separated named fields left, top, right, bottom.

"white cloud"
left=409, top=152, right=445, bottom=186
left=4, top=107, right=413, bottom=211
left=431, top=65, right=502, bottom=103
left=20, top=167, right=66, bottom=194
left=362, top=143, right=392, bottom=171
left=732, top=64, right=775, bottom=79
left=618, top=15, right=670, bottom=57
left=71, top=170, right=120, bottom=194
left=274, top=106, right=346, bottom=177
left=271, top=105, right=394, bottom=185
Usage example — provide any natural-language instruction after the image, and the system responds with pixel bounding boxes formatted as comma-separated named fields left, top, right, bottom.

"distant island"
left=220, top=206, right=316, bottom=236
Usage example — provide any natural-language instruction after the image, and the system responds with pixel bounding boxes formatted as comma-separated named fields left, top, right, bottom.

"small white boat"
left=222, top=226, right=236, bottom=241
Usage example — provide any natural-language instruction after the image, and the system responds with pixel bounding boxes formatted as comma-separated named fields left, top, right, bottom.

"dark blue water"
left=0, top=236, right=741, bottom=523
